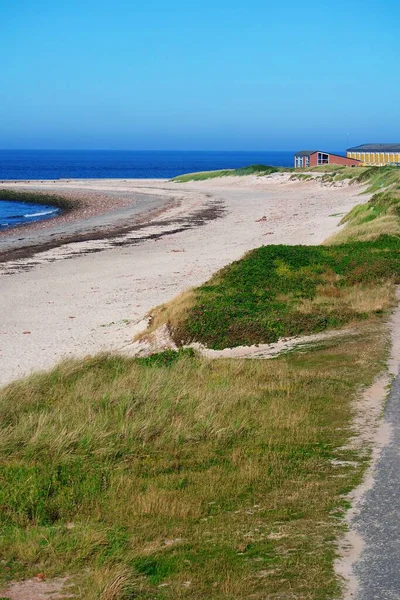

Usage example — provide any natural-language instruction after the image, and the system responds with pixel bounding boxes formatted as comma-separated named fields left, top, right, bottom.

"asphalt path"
left=353, top=373, right=400, bottom=599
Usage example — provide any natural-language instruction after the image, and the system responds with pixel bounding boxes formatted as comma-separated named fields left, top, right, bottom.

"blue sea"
left=0, top=200, right=59, bottom=230
left=0, top=149, right=295, bottom=180
left=0, top=149, right=295, bottom=230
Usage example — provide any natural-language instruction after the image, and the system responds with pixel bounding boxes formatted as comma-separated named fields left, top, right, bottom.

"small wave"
left=23, top=209, right=58, bottom=218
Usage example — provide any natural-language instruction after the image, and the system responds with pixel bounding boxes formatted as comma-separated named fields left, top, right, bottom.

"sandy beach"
left=0, top=174, right=366, bottom=386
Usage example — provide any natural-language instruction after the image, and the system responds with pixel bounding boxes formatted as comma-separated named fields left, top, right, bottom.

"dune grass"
left=351, top=165, right=400, bottom=192
left=142, top=238, right=399, bottom=349
left=315, top=166, right=400, bottom=244
left=0, top=324, right=388, bottom=599
left=171, top=165, right=280, bottom=183
left=326, top=189, right=400, bottom=244
left=318, top=165, right=400, bottom=189
left=292, top=165, right=400, bottom=189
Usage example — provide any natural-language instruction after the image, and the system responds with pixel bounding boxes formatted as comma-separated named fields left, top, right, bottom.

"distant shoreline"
left=0, top=179, right=177, bottom=261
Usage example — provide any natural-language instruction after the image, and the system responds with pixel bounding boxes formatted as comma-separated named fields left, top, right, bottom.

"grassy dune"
left=142, top=239, right=399, bottom=349
left=326, top=168, right=400, bottom=244
left=171, top=164, right=280, bottom=183
left=0, top=326, right=387, bottom=599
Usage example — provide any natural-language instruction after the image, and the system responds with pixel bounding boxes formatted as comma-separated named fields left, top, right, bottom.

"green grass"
left=0, top=189, right=76, bottom=211
left=171, top=164, right=281, bottom=183
left=326, top=173, right=400, bottom=244
left=319, top=165, right=400, bottom=189
left=350, top=165, right=400, bottom=192
left=341, top=191, right=400, bottom=226
left=172, top=162, right=400, bottom=187
left=291, top=165, right=400, bottom=189
left=289, top=172, right=314, bottom=181
left=145, top=238, right=399, bottom=349
left=0, top=326, right=388, bottom=599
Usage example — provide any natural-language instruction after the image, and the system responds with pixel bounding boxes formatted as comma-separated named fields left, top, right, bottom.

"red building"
left=294, top=150, right=360, bottom=168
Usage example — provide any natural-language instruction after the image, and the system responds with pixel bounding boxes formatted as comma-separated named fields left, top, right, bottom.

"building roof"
left=294, top=150, right=360, bottom=161
left=294, top=150, right=318, bottom=157
left=347, top=143, right=400, bottom=152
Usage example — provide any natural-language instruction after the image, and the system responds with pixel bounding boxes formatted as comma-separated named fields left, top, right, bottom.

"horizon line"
left=0, top=148, right=344, bottom=153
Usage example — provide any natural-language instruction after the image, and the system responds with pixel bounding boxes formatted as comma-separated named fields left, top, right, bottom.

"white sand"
left=0, top=174, right=365, bottom=386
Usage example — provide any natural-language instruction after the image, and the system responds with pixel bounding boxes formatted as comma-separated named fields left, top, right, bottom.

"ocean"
left=0, top=149, right=295, bottom=229
left=0, top=200, right=59, bottom=230
left=0, top=149, right=295, bottom=180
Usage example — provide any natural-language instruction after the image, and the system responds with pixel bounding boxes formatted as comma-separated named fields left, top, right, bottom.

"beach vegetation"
left=140, top=238, right=399, bottom=349
left=171, top=164, right=281, bottom=182
left=289, top=172, right=314, bottom=181
left=351, top=165, right=400, bottom=192
left=0, top=325, right=387, bottom=599
left=326, top=191, right=400, bottom=244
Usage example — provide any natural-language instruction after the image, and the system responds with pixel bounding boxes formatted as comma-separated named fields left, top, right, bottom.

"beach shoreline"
left=0, top=174, right=367, bottom=385
left=0, top=179, right=175, bottom=253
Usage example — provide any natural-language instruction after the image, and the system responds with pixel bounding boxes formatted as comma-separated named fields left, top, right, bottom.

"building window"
left=317, top=152, right=329, bottom=165
left=305, top=156, right=310, bottom=167
left=295, top=156, right=303, bottom=168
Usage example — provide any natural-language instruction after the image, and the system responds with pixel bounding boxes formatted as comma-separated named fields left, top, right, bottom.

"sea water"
left=0, top=200, right=59, bottom=229
left=0, top=150, right=296, bottom=180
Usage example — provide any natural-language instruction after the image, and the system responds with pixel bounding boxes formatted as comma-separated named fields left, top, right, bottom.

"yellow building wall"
left=347, top=150, right=400, bottom=166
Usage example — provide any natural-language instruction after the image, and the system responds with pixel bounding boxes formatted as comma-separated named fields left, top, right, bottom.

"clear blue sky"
left=1, top=0, right=399, bottom=150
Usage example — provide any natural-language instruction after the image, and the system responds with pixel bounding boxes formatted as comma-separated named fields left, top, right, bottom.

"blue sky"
left=1, top=0, right=399, bottom=150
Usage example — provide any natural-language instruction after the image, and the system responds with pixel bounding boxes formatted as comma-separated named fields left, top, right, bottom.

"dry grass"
left=327, top=169, right=400, bottom=244
left=0, top=324, right=389, bottom=599
left=326, top=214, right=400, bottom=244
left=296, top=280, right=396, bottom=315
left=135, top=289, right=196, bottom=341
left=98, top=568, right=137, bottom=600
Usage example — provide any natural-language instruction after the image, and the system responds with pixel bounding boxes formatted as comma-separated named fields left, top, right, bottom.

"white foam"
left=24, top=209, right=58, bottom=218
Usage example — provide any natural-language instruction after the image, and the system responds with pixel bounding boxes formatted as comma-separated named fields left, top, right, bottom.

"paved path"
left=353, top=372, right=400, bottom=599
